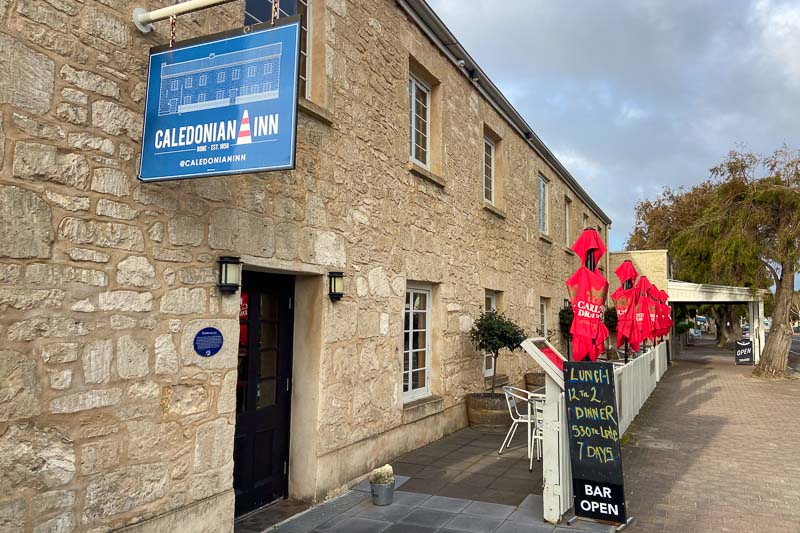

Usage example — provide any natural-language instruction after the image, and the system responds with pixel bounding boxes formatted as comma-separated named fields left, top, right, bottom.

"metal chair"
left=499, top=386, right=545, bottom=470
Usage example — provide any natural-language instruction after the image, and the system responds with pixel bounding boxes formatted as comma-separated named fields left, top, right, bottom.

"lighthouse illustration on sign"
left=238, top=110, right=252, bottom=144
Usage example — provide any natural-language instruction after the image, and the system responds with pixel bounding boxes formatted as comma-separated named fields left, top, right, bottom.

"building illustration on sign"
left=158, top=42, right=282, bottom=116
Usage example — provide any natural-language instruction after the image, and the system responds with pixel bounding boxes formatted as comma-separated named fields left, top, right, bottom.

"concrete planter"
left=466, top=392, right=509, bottom=432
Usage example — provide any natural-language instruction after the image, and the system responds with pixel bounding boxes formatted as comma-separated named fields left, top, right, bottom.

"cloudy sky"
left=427, top=0, right=800, bottom=250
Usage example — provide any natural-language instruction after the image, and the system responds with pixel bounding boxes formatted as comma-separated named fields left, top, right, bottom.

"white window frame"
left=483, top=137, right=495, bottom=205
left=247, top=65, right=257, bottom=78
left=199, top=74, right=207, bottom=87
left=217, top=71, right=226, bottom=83
left=408, top=74, right=431, bottom=169
left=185, top=77, right=192, bottom=88
left=538, top=175, right=549, bottom=235
left=564, top=196, right=572, bottom=246
left=232, top=68, right=240, bottom=81
left=540, top=297, right=550, bottom=337
left=484, top=291, right=497, bottom=377
left=403, top=284, right=432, bottom=403
left=170, top=80, right=179, bottom=91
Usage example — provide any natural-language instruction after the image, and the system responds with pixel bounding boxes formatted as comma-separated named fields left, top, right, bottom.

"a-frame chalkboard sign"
left=563, top=361, right=632, bottom=529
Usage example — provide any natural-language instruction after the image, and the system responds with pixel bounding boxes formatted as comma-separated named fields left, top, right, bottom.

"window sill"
left=483, top=202, right=507, bottom=219
left=402, top=394, right=444, bottom=424
left=564, top=247, right=575, bottom=256
left=539, top=234, right=553, bottom=244
left=407, top=161, right=446, bottom=189
left=298, top=97, right=334, bottom=126
left=484, top=374, right=509, bottom=391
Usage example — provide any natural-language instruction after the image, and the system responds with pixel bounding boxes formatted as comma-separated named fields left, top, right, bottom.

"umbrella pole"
left=622, top=279, right=633, bottom=363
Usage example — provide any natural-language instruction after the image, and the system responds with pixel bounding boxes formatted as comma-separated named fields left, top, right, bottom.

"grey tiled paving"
left=249, top=426, right=614, bottom=532
left=420, top=495, right=471, bottom=513
left=268, top=486, right=614, bottom=533
left=442, top=514, right=505, bottom=532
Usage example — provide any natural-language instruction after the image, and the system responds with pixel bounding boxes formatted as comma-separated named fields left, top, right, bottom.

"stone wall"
left=608, top=250, right=670, bottom=294
left=0, top=0, right=610, bottom=529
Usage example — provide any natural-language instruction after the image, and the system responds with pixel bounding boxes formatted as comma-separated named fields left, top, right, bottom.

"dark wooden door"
left=234, top=272, right=294, bottom=516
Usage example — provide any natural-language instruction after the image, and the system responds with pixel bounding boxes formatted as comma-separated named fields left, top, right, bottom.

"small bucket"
left=370, top=480, right=395, bottom=506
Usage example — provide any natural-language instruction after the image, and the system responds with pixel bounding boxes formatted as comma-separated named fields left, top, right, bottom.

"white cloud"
left=427, top=0, right=800, bottom=250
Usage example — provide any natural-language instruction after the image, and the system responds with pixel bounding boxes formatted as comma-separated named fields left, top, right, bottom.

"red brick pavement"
left=621, top=339, right=800, bottom=532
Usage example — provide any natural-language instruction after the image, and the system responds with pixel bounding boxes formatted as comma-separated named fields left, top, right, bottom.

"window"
left=232, top=69, right=240, bottom=81
left=245, top=0, right=311, bottom=99
left=197, top=93, right=206, bottom=103
left=247, top=65, right=257, bottom=78
left=216, top=90, right=225, bottom=100
left=483, top=137, right=495, bottom=204
left=564, top=196, right=572, bottom=246
left=199, top=74, right=207, bottom=87
left=484, top=291, right=497, bottom=377
left=583, top=213, right=589, bottom=229
left=217, top=71, right=226, bottom=83
left=539, top=297, right=550, bottom=337
left=170, top=80, right=179, bottom=91
left=185, top=77, right=192, bottom=88
left=403, top=285, right=432, bottom=402
left=183, top=95, right=191, bottom=105
left=409, top=75, right=431, bottom=168
left=265, top=63, right=273, bottom=74
left=538, top=176, right=549, bottom=234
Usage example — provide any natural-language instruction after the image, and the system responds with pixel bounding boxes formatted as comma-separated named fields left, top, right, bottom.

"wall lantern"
left=217, top=256, right=242, bottom=294
left=328, top=271, right=344, bottom=302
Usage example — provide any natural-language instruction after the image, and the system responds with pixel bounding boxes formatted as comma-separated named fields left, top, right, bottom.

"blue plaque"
left=193, top=327, right=224, bottom=357
left=139, top=20, right=300, bottom=181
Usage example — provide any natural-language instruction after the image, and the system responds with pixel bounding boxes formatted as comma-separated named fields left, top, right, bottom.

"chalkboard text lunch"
left=564, top=361, right=627, bottom=524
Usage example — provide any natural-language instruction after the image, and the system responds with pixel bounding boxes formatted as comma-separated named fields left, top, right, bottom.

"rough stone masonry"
left=0, top=0, right=610, bottom=531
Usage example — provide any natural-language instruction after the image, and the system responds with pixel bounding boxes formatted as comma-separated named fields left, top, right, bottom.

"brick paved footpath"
left=622, top=338, right=800, bottom=532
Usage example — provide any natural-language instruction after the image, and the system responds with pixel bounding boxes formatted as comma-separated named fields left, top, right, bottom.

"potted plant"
left=369, top=464, right=395, bottom=506
left=559, top=306, right=573, bottom=359
left=466, top=310, right=526, bottom=431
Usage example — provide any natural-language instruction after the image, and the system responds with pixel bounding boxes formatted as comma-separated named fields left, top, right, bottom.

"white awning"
left=667, top=280, right=767, bottom=304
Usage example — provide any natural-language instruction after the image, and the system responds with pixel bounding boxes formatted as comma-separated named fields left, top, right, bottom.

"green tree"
left=627, top=181, right=748, bottom=348
left=469, top=310, right=525, bottom=393
left=631, top=147, right=800, bottom=377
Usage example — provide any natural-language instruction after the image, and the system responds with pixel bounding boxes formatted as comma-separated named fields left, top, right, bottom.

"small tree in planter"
left=467, top=310, right=526, bottom=431
left=469, top=310, right=526, bottom=394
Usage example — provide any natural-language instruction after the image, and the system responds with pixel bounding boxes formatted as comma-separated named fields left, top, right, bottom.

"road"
left=790, top=334, right=800, bottom=373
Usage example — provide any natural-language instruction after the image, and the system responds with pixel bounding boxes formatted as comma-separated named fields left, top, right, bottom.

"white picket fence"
left=614, top=341, right=669, bottom=435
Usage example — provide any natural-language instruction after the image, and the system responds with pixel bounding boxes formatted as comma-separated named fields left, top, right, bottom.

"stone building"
left=0, top=0, right=611, bottom=530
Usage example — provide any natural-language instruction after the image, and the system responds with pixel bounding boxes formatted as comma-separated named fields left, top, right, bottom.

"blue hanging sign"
left=193, top=327, right=224, bottom=357
left=139, top=19, right=300, bottom=182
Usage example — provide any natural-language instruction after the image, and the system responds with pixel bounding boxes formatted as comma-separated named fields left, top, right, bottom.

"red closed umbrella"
left=630, top=276, right=654, bottom=351
left=646, top=284, right=663, bottom=340
left=660, top=290, right=673, bottom=334
left=611, top=260, right=638, bottom=350
left=566, top=228, right=609, bottom=361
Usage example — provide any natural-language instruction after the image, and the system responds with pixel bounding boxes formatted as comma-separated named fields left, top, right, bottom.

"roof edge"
left=397, top=0, right=612, bottom=225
